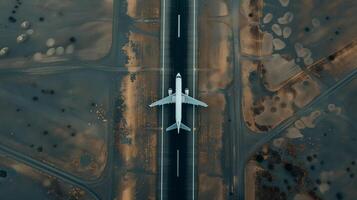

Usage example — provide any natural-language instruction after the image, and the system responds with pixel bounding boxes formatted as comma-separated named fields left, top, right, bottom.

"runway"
left=159, top=0, right=197, bottom=199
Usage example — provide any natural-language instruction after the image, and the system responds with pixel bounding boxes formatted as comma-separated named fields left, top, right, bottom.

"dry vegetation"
left=197, top=0, right=233, bottom=199
left=115, top=0, right=160, bottom=199
left=239, top=0, right=356, bottom=133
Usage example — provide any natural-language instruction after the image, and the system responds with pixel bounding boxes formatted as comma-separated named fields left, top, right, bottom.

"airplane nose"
left=177, top=73, right=181, bottom=78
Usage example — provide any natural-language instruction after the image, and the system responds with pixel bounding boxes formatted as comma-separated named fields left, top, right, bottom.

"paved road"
left=159, top=0, right=196, bottom=199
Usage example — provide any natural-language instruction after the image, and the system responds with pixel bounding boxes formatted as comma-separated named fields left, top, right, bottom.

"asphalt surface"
left=161, top=0, right=195, bottom=199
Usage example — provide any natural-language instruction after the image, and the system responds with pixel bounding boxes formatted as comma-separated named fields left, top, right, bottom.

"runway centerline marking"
left=178, top=14, right=181, bottom=38
left=177, top=149, right=180, bottom=177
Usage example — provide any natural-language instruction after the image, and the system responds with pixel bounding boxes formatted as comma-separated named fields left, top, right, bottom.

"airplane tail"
left=166, top=123, right=191, bottom=132
left=180, top=123, right=191, bottom=131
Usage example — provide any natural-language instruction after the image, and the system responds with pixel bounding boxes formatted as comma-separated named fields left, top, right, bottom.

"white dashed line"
left=178, top=14, right=181, bottom=38
left=177, top=149, right=180, bottom=177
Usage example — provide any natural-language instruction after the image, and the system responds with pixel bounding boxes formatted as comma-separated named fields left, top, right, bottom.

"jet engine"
left=168, top=88, right=173, bottom=95
left=185, top=88, right=189, bottom=95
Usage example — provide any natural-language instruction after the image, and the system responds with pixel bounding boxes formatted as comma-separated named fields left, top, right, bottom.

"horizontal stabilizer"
left=165, top=123, right=191, bottom=132
left=180, top=123, right=191, bottom=131
left=166, top=123, right=177, bottom=131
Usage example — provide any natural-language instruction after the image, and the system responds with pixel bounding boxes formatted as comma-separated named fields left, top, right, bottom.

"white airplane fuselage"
left=175, top=74, right=182, bottom=131
left=149, top=73, right=207, bottom=132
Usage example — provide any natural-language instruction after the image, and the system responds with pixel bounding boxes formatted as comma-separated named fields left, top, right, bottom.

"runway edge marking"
left=192, top=0, right=197, bottom=199
left=160, top=0, right=166, bottom=199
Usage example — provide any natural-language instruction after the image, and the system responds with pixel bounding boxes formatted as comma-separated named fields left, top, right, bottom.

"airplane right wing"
left=182, top=94, right=208, bottom=107
left=149, top=94, right=175, bottom=107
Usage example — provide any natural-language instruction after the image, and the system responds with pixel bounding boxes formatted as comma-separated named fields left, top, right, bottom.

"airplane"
left=149, top=73, right=208, bottom=133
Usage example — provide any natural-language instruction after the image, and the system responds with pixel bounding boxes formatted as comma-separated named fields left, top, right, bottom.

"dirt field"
left=0, top=0, right=113, bottom=68
left=197, top=0, right=233, bottom=199
left=115, top=0, right=160, bottom=199
left=239, top=0, right=357, bottom=133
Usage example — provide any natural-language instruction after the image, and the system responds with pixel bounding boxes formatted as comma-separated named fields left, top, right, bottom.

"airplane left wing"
left=149, top=94, right=175, bottom=107
left=182, top=94, right=208, bottom=107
